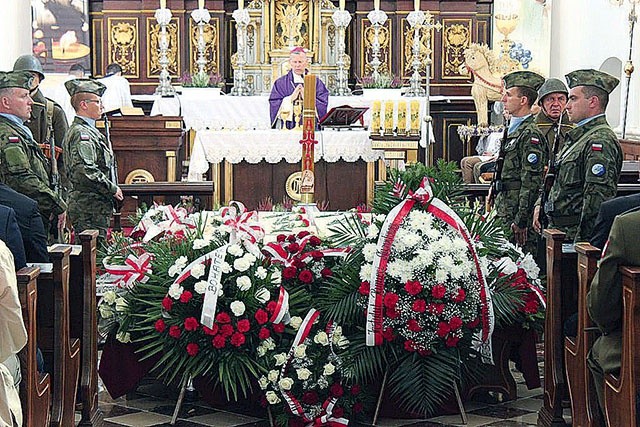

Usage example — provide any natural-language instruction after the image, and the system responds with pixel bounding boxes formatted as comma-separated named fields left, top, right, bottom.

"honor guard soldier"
left=534, top=78, right=572, bottom=156
left=63, top=79, right=123, bottom=242
left=543, top=69, right=622, bottom=243
left=0, top=71, right=67, bottom=231
left=493, top=70, right=548, bottom=254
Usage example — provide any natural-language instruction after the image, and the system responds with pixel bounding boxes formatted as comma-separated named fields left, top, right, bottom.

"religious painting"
left=273, top=0, right=310, bottom=50
left=31, top=0, right=91, bottom=73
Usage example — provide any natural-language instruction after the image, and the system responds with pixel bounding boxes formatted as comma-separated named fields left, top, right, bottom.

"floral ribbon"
left=133, top=204, right=195, bottom=242
left=220, top=201, right=265, bottom=245
left=103, top=252, right=153, bottom=288
left=262, top=235, right=350, bottom=268
left=270, top=286, right=290, bottom=324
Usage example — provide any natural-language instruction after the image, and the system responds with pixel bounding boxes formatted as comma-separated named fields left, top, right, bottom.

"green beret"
left=65, top=78, right=106, bottom=97
left=565, top=69, right=620, bottom=94
left=503, top=70, right=545, bottom=92
left=0, top=71, right=34, bottom=90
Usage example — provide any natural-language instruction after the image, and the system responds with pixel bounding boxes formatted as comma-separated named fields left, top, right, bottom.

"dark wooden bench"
left=564, top=243, right=603, bottom=426
left=37, top=246, right=81, bottom=427
left=16, top=266, right=51, bottom=427
left=603, top=266, right=640, bottom=426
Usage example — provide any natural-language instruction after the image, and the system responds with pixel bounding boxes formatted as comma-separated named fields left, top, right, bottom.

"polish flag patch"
left=592, top=143, right=603, bottom=151
left=530, top=137, right=540, bottom=145
left=80, top=134, right=90, bottom=141
left=7, top=137, right=19, bottom=143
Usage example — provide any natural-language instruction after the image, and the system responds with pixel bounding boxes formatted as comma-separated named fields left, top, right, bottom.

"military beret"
left=565, top=69, right=620, bottom=94
left=65, top=78, right=106, bottom=97
left=0, top=70, right=34, bottom=90
left=503, top=70, right=545, bottom=92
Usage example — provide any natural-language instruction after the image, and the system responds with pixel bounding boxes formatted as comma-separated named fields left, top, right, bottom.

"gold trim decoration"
left=274, top=0, right=310, bottom=50
left=107, top=18, right=139, bottom=78
left=125, top=169, right=155, bottom=184
left=361, top=20, right=392, bottom=77
left=441, top=20, right=471, bottom=79
left=401, top=18, right=435, bottom=79
left=189, top=18, right=219, bottom=75
left=147, top=16, right=180, bottom=77
left=285, top=172, right=303, bottom=201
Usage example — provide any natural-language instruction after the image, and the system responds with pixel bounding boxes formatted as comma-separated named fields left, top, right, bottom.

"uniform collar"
left=575, top=113, right=605, bottom=128
left=77, top=115, right=97, bottom=128
left=508, top=114, right=532, bottom=135
left=0, top=113, right=34, bottom=140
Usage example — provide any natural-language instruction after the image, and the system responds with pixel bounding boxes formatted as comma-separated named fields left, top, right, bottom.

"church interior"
left=2, top=0, right=640, bottom=426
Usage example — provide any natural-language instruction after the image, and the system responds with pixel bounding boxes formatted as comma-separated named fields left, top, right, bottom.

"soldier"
left=63, top=79, right=123, bottom=242
left=0, top=70, right=67, bottom=231
left=493, top=70, right=547, bottom=253
left=542, top=69, right=622, bottom=242
left=534, top=78, right=572, bottom=156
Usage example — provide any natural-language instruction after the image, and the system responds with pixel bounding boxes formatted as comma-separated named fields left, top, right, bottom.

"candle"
left=374, top=0, right=380, bottom=10
left=410, top=100, right=420, bottom=133
left=160, top=0, right=166, bottom=9
left=371, top=101, right=381, bottom=134
left=239, top=0, right=244, bottom=9
left=339, top=0, right=345, bottom=10
left=414, top=0, right=420, bottom=11
left=199, top=0, right=204, bottom=8
left=397, top=101, right=407, bottom=134
left=384, top=100, right=394, bottom=134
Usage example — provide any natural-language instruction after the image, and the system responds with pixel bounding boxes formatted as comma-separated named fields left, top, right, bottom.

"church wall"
left=0, top=1, right=33, bottom=71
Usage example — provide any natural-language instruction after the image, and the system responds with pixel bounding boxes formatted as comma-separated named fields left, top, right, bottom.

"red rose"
left=220, top=324, right=234, bottom=337
left=522, top=299, right=539, bottom=314
left=309, top=236, right=322, bottom=246
left=162, top=297, right=173, bottom=311
left=301, top=219, right=310, bottom=227
left=297, top=230, right=310, bottom=238
left=298, top=269, right=314, bottom=284
left=449, top=316, right=463, bottom=330
left=273, top=322, right=285, bottom=333
left=383, top=292, right=399, bottom=308
left=258, top=327, right=270, bottom=339
left=287, top=235, right=297, bottom=242
left=353, top=402, right=364, bottom=413
left=212, top=335, right=226, bottom=349
left=350, top=384, right=361, bottom=395
left=320, top=267, right=333, bottom=278
left=287, top=243, right=300, bottom=253
left=184, top=317, right=199, bottom=331
left=407, top=319, right=422, bottom=332
left=255, top=309, right=269, bottom=325
left=386, top=307, right=399, bottom=319
left=230, top=332, right=246, bottom=347
left=412, top=299, right=426, bottom=313
left=186, top=343, right=199, bottom=356
left=294, top=258, right=307, bottom=269
left=358, top=281, right=370, bottom=295
left=329, top=383, right=344, bottom=397
left=236, top=319, right=251, bottom=333
left=382, top=327, right=395, bottom=341
left=404, top=280, right=423, bottom=296
left=431, top=284, right=446, bottom=299
left=332, top=407, right=344, bottom=418
left=404, top=340, right=416, bottom=352
left=302, top=391, right=319, bottom=405
left=216, top=312, right=231, bottom=324
left=180, top=291, right=193, bottom=304
left=203, top=324, right=218, bottom=335
left=154, top=319, right=166, bottom=332
left=446, top=336, right=460, bottom=347
left=436, top=322, right=450, bottom=337
left=277, top=234, right=286, bottom=242
left=169, top=325, right=181, bottom=339
left=453, top=288, right=466, bottom=302
left=311, top=251, right=324, bottom=260
left=283, top=267, right=298, bottom=280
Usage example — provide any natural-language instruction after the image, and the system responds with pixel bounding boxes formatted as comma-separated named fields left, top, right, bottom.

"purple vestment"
left=268, top=70, right=329, bottom=129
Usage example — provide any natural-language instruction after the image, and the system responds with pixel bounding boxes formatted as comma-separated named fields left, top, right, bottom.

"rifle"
left=538, top=112, right=565, bottom=229
left=46, top=102, right=64, bottom=243
left=487, top=116, right=510, bottom=210
left=102, top=114, right=123, bottom=232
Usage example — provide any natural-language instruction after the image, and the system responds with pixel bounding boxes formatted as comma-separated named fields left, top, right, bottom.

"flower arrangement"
left=179, top=71, right=225, bottom=88
left=359, top=72, right=403, bottom=89
left=456, top=124, right=504, bottom=140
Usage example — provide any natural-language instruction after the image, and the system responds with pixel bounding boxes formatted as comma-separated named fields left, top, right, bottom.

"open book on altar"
left=318, top=105, right=368, bottom=129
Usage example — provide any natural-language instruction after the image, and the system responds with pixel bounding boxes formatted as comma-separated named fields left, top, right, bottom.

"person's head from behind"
left=289, top=47, right=308, bottom=77
left=69, top=63, right=86, bottom=78
left=0, top=71, right=34, bottom=121
left=105, top=63, right=123, bottom=77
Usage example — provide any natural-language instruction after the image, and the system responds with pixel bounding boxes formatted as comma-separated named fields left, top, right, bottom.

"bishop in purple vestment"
left=269, top=47, right=329, bottom=129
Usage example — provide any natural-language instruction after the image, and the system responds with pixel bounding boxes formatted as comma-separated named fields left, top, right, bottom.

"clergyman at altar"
left=268, top=47, right=329, bottom=129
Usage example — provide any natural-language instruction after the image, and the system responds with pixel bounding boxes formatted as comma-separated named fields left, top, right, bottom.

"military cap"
left=565, top=69, right=619, bottom=94
left=13, top=55, right=45, bottom=81
left=503, top=70, right=545, bottom=92
left=538, top=78, right=568, bottom=104
left=65, top=78, right=106, bottom=97
left=0, top=70, right=34, bottom=90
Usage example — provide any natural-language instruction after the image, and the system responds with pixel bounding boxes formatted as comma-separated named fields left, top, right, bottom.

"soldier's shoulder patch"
left=591, top=143, right=603, bottom=151
left=527, top=153, right=539, bottom=164
left=591, top=163, right=606, bottom=176
left=530, top=137, right=540, bottom=145
left=8, top=136, right=19, bottom=143
left=80, top=134, right=90, bottom=141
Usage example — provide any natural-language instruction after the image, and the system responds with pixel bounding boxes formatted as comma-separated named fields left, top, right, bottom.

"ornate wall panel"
left=273, top=0, right=311, bottom=50
left=189, top=17, right=220, bottom=75
left=401, top=18, right=435, bottom=80
left=441, top=19, right=471, bottom=80
left=147, top=17, right=180, bottom=77
left=360, top=20, right=392, bottom=78
left=108, top=17, right=139, bottom=78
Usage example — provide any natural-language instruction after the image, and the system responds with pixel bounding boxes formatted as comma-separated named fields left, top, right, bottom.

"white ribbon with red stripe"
left=270, top=286, right=290, bottom=324
left=262, top=236, right=350, bottom=268
left=133, top=204, right=195, bottom=242
left=103, top=252, right=153, bottom=288
left=220, top=201, right=265, bottom=245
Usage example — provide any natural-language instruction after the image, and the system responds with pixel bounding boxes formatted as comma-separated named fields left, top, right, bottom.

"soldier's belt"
left=549, top=214, right=580, bottom=227
left=501, top=181, right=522, bottom=191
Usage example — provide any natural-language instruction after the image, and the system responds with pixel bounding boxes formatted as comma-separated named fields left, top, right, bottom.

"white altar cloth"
left=187, top=129, right=383, bottom=181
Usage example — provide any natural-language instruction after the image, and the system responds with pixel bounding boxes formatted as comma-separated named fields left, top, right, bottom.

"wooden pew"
left=37, top=246, right=81, bottom=427
left=603, top=266, right=640, bottom=426
left=537, top=229, right=577, bottom=427
left=16, top=266, right=51, bottom=427
left=563, top=243, right=603, bottom=426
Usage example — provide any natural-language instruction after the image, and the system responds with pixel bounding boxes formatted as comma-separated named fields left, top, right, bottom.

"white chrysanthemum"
left=258, top=376, right=269, bottom=390
left=168, top=283, right=184, bottom=299
left=440, top=254, right=455, bottom=271
left=363, top=243, right=377, bottom=262
left=296, top=368, right=312, bottom=381
left=194, top=281, right=208, bottom=294
left=230, top=300, right=246, bottom=316
left=236, top=275, right=252, bottom=291
left=425, top=225, right=441, bottom=240
left=323, top=362, right=336, bottom=376
left=243, top=253, right=257, bottom=264
left=408, top=210, right=433, bottom=232
left=495, top=257, right=518, bottom=275
left=290, top=316, right=303, bottom=330
left=102, top=290, right=117, bottom=304
left=191, top=263, right=206, bottom=279
left=278, top=377, right=294, bottom=391
left=255, top=266, right=268, bottom=280
left=192, top=238, right=210, bottom=250
left=435, top=268, right=448, bottom=283
left=519, top=253, right=540, bottom=280
left=267, top=370, right=279, bottom=383
left=233, top=258, right=251, bottom=272
left=386, top=259, right=413, bottom=283
left=314, top=331, right=329, bottom=346
left=255, top=287, right=270, bottom=303
left=375, top=214, right=386, bottom=223
left=415, top=248, right=435, bottom=267
left=228, top=244, right=243, bottom=257
left=359, top=263, right=373, bottom=281
left=274, top=353, right=287, bottom=366
left=367, top=223, right=380, bottom=239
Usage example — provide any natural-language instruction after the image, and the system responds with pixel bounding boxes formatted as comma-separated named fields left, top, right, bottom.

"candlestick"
left=331, top=9, right=352, bottom=96
left=410, top=100, right=420, bottom=135
left=414, top=0, right=420, bottom=11
left=374, top=0, right=380, bottom=10
left=239, top=0, right=244, bottom=9
left=384, top=100, right=394, bottom=135
left=199, top=0, right=204, bottom=8
left=339, top=0, right=345, bottom=10
left=371, top=100, right=381, bottom=135
left=160, top=0, right=166, bottom=9
left=397, top=100, right=407, bottom=134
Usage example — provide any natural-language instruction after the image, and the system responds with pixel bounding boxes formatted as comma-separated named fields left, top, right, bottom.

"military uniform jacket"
left=587, top=209, right=640, bottom=375
left=547, top=115, right=622, bottom=242
left=495, top=115, right=548, bottom=228
left=27, top=89, right=68, bottom=147
left=535, top=112, right=572, bottom=158
left=0, top=115, right=67, bottom=219
left=63, top=117, right=117, bottom=212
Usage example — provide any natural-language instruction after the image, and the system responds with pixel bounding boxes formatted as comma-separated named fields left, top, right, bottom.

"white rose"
left=314, top=331, right=329, bottom=346
left=271, top=269, right=282, bottom=284
left=265, top=391, right=280, bottom=405
left=191, top=263, right=206, bottom=279
left=257, top=346, right=267, bottom=357
left=236, top=276, right=252, bottom=291
left=293, top=344, right=307, bottom=359
left=323, top=362, right=336, bottom=376
left=98, top=304, right=113, bottom=319
left=168, top=283, right=184, bottom=300
left=278, top=377, right=294, bottom=391
left=234, top=258, right=251, bottom=272
left=290, top=316, right=303, bottom=330
left=296, top=368, right=312, bottom=381
left=230, top=300, right=246, bottom=316
left=267, top=370, right=279, bottom=383
left=194, top=281, right=208, bottom=294
left=255, top=288, right=270, bottom=303
left=228, top=244, right=244, bottom=257
left=221, top=262, right=232, bottom=274
left=116, top=332, right=131, bottom=343
left=258, top=376, right=269, bottom=390
left=263, top=337, right=276, bottom=350
left=192, top=238, right=210, bottom=250
left=115, top=297, right=128, bottom=312
left=255, top=266, right=268, bottom=280
left=274, top=353, right=288, bottom=366
left=102, top=290, right=117, bottom=305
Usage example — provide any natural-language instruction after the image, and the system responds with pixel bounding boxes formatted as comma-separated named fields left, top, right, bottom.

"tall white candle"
left=374, top=0, right=380, bottom=10
left=239, top=0, right=244, bottom=9
left=339, top=0, right=345, bottom=10
left=414, top=0, right=420, bottom=11
left=199, top=0, right=204, bottom=9
left=160, top=0, right=166, bottom=9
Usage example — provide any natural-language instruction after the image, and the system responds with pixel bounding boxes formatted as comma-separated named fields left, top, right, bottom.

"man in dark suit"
left=590, top=193, right=640, bottom=249
left=0, top=183, right=48, bottom=264
left=0, top=205, right=26, bottom=270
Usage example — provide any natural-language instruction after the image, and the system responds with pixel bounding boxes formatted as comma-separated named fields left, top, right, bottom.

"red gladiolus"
left=329, top=383, right=344, bottom=397
left=230, top=332, right=246, bottom=347
left=383, top=292, right=399, bottom=308
left=298, top=269, right=314, bottom=284
left=212, top=335, right=226, bottom=349
left=446, top=336, right=460, bottom=347
left=236, top=319, right=251, bottom=333
left=404, top=340, right=416, bottom=352
left=302, top=391, right=319, bottom=405
left=283, top=266, right=298, bottom=280
left=154, top=319, right=166, bottom=333
left=332, top=407, right=344, bottom=418
left=186, top=343, right=199, bottom=356
left=404, top=280, right=423, bottom=296
left=358, top=281, right=370, bottom=295
left=407, top=319, right=422, bottom=332
left=258, top=327, right=270, bottom=339
left=412, top=299, right=426, bottom=313
left=184, top=317, right=199, bottom=331
left=320, top=267, right=333, bottom=278
left=309, top=236, right=322, bottom=246
left=203, top=324, right=218, bottom=335
left=169, top=325, right=181, bottom=339
left=273, top=323, right=285, bottom=333
left=255, top=309, right=269, bottom=325
left=453, top=288, right=466, bottom=302
left=449, top=316, right=463, bottom=330
left=436, top=321, right=450, bottom=337
left=431, top=284, right=446, bottom=299
left=220, top=324, right=234, bottom=337
left=216, top=312, right=231, bottom=324
left=162, top=297, right=173, bottom=311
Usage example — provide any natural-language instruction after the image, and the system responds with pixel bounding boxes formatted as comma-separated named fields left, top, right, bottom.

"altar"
left=187, top=129, right=384, bottom=210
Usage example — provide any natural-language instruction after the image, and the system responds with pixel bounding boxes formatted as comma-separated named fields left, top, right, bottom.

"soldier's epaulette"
left=80, top=134, right=90, bottom=141
left=530, top=137, right=540, bottom=145
left=8, top=136, right=19, bottom=143
left=591, top=143, right=603, bottom=151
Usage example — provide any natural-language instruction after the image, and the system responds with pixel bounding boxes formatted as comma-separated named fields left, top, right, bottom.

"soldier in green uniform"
left=493, top=70, right=547, bottom=254
left=63, top=79, right=123, bottom=242
left=534, top=78, right=572, bottom=156
left=543, top=69, right=622, bottom=242
left=587, top=209, right=640, bottom=417
left=0, top=71, right=67, bottom=229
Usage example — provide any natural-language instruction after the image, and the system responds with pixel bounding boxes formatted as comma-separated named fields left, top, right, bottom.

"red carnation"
left=350, top=384, right=361, bottom=395
left=230, top=332, right=246, bottom=347
left=277, top=234, right=286, bottom=242
left=428, top=303, right=445, bottom=315
left=236, top=319, right=251, bottom=333
left=216, top=312, right=231, bottom=324
left=298, top=269, right=314, bottom=284
left=436, top=321, right=450, bottom=337
left=412, top=299, right=426, bottom=313
left=353, top=402, right=364, bottom=413
left=266, top=301, right=277, bottom=314
left=431, top=284, right=446, bottom=299
left=220, top=324, right=234, bottom=337
left=358, top=281, right=370, bottom=295
left=329, top=383, right=344, bottom=397
left=407, top=319, right=422, bottom=332
left=453, top=288, right=466, bottom=302
left=203, top=324, right=218, bottom=335
left=186, top=343, right=199, bottom=356
left=302, top=391, right=319, bottom=405
left=169, top=325, right=181, bottom=339
left=309, top=236, right=322, bottom=246
left=297, top=230, right=310, bottom=238
left=449, top=316, right=463, bottom=330
left=255, top=309, right=269, bottom=325
left=383, top=292, right=399, bottom=308
left=311, top=251, right=324, bottom=260
left=162, top=297, right=173, bottom=311
left=212, top=335, right=226, bottom=349
left=184, top=317, right=199, bottom=331
left=283, top=266, right=297, bottom=280
left=287, top=243, right=300, bottom=253
left=382, top=327, right=395, bottom=341
left=418, top=349, right=433, bottom=357
left=523, top=298, right=539, bottom=314
left=154, top=319, right=166, bottom=333
left=273, top=322, right=285, bottom=333
left=446, top=336, right=460, bottom=347
left=258, top=327, right=270, bottom=339
left=404, top=340, right=416, bottom=352
left=287, top=235, right=296, bottom=242
left=386, top=307, right=399, bottom=319
left=404, top=280, right=423, bottom=296
left=332, top=407, right=345, bottom=418
left=320, top=267, right=333, bottom=278
left=180, top=291, right=193, bottom=303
